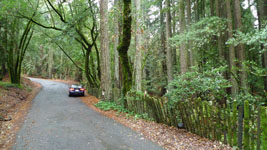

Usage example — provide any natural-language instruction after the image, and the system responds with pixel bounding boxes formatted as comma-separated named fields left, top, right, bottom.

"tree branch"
left=46, top=0, right=67, bottom=23
left=18, top=13, right=62, bottom=31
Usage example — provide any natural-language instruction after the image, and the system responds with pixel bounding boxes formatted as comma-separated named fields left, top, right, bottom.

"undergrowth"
left=95, top=101, right=153, bottom=121
left=0, top=81, right=21, bottom=89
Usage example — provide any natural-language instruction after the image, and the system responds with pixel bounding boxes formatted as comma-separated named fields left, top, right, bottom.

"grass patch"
left=95, top=101, right=128, bottom=112
left=95, top=101, right=153, bottom=121
left=0, top=81, right=21, bottom=89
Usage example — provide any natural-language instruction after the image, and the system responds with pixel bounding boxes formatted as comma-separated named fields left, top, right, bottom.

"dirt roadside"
left=0, top=78, right=42, bottom=149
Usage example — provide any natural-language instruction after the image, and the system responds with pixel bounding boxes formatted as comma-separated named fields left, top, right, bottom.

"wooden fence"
left=178, top=98, right=267, bottom=150
left=87, top=88, right=267, bottom=150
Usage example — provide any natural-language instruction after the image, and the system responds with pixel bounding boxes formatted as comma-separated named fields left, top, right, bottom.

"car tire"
left=69, top=94, right=72, bottom=97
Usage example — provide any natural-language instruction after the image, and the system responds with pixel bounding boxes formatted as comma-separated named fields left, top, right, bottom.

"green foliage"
left=0, top=81, right=21, bottom=89
left=165, top=66, right=231, bottom=104
left=235, top=91, right=265, bottom=105
left=143, top=35, right=167, bottom=95
left=95, top=101, right=128, bottom=112
left=226, top=26, right=267, bottom=49
left=133, top=113, right=152, bottom=121
left=170, top=17, right=227, bottom=49
left=126, top=89, right=145, bottom=101
left=95, top=101, right=153, bottom=121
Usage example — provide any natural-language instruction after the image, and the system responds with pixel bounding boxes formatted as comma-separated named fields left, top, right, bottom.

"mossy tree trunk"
left=117, top=0, right=132, bottom=96
left=7, top=19, right=34, bottom=85
left=0, top=20, right=7, bottom=81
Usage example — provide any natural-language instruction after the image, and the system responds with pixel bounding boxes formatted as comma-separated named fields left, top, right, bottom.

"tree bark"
left=234, top=0, right=248, bottom=90
left=114, top=0, right=120, bottom=88
left=258, top=0, right=267, bottom=91
left=158, top=0, right=167, bottom=95
left=226, top=0, right=238, bottom=96
left=117, top=0, right=132, bottom=96
left=48, top=48, right=54, bottom=79
left=215, top=0, right=223, bottom=59
left=171, top=0, right=177, bottom=68
left=135, top=0, right=142, bottom=91
left=195, top=0, right=200, bottom=21
left=235, top=0, right=246, bottom=149
left=7, top=19, right=33, bottom=85
left=179, top=0, right=188, bottom=74
left=187, top=0, right=195, bottom=68
left=166, top=0, right=173, bottom=83
left=100, top=0, right=112, bottom=100
left=210, top=0, right=214, bottom=16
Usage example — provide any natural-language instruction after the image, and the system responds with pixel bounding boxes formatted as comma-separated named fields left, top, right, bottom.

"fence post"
left=256, top=106, right=261, bottom=150
left=204, top=102, right=210, bottom=139
left=227, top=105, right=233, bottom=146
left=250, top=105, right=255, bottom=150
left=261, top=106, right=267, bottom=150
left=244, top=100, right=250, bottom=150
left=233, top=101, right=238, bottom=146
left=238, top=103, right=244, bottom=150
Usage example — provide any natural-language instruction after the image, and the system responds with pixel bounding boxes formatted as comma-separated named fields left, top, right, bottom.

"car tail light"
left=80, top=88, right=85, bottom=91
left=69, top=88, right=74, bottom=91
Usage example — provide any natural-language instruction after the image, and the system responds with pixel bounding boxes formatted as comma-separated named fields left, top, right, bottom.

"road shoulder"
left=0, top=78, right=42, bottom=149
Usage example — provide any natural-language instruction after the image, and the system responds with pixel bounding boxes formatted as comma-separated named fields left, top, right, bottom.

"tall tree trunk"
left=0, top=20, right=7, bottom=80
left=117, top=0, right=132, bottom=96
left=172, top=0, right=177, bottom=68
left=166, top=0, right=173, bottom=83
left=179, top=0, right=188, bottom=74
left=226, top=0, right=238, bottom=96
left=187, top=0, right=195, bottom=68
left=215, top=0, right=223, bottom=59
left=159, top=0, right=167, bottom=95
left=159, top=0, right=166, bottom=74
left=135, top=0, right=142, bottom=91
left=235, top=0, right=247, bottom=90
left=201, top=0, right=205, bottom=18
left=195, top=0, right=200, bottom=21
left=258, top=0, right=267, bottom=91
left=172, top=0, right=176, bottom=35
left=7, top=19, right=33, bottom=85
left=210, top=0, right=214, bottom=16
left=114, top=0, right=120, bottom=88
left=100, top=0, right=111, bottom=100
left=234, top=0, right=246, bottom=149
left=60, top=51, right=63, bottom=79
left=48, top=48, right=54, bottom=79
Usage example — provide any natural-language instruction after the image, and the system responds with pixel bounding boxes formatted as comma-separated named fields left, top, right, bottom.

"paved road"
left=13, top=78, right=162, bottom=150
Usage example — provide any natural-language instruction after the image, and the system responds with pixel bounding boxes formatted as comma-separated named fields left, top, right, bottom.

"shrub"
left=165, top=66, right=231, bottom=105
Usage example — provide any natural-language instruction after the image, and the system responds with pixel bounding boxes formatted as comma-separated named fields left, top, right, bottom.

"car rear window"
left=71, top=85, right=82, bottom=88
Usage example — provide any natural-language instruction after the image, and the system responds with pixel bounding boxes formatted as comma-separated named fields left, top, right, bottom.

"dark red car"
left=69, top=85, right=85, bottom=96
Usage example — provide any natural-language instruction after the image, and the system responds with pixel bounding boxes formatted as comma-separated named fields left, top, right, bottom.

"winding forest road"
left=13, top=78, right=162, bottom=150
